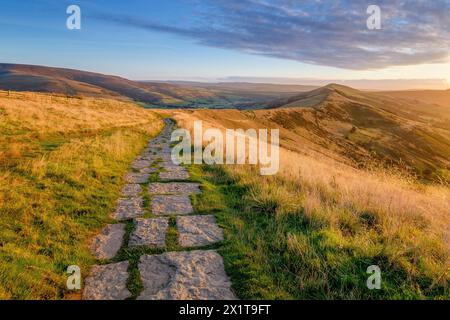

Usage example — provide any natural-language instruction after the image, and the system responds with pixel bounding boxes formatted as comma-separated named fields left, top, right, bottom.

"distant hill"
left=0, top=64, right=320, bottom=108
left=0, top=63, right=214, bottom=105
left=257, top=84, right=450, bottom=182
left=142, top=81, right=318, bottom=108
left=167, top=81, right=317, bottom=100
left=377, top=89, right=450, bottom=108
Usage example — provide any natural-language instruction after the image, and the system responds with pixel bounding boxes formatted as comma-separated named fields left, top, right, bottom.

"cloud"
left=95, top=0, right=450, bottom=70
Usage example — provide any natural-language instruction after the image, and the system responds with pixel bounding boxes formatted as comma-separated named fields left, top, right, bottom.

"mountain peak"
left=324, top=83, right=360, bottom=92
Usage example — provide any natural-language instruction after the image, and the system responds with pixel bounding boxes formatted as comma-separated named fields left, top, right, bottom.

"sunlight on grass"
left=177, top=110, right=450, bottom=299
left=0, top=91, right=163, bottom=299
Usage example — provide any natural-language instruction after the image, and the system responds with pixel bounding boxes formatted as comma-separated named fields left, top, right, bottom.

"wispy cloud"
left=94, top=0, right=450, bottom=70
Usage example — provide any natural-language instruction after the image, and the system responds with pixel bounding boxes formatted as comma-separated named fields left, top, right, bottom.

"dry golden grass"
left=171, top=108, right=450, bottom=298
left=0, top=91, right=153, bottom=134
left=0, top=91, right=163, bottom=299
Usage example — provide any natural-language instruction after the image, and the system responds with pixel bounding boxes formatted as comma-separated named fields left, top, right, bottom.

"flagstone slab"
left=177, top=215, right=224, bottom=247
left=131, top=159, right=153, bottom=170
left=125, top=173, right=150, bottom=184
left=159, top=170, right=190, bottom=181
left=148, top=182, right=201, bottom=195
left=121, top=184, right=142, bottom=197
left=128, top=218, right=169, bottom=248
left=83, top=261, right=131, bottom=300
left=112, top=197, right=144, bottom=220
left=140, top=167, right=157, bottom=174
left=141, top=154, right=160, bottom=162
left=137, top=250, right=236, bottom=300
left=90, top=224, right=126, bottom=260
left=161, top=164, right=186, bottom=171
left=152, top=195, right=193, bottom=215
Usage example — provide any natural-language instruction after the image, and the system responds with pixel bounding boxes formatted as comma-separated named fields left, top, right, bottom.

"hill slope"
left=377, top=89, right=450, bottom=108
left=187, top=84, right=450, bottom=182
left=0, top=64, right=314, bottom=108
left=0, top=63, right=213, bottom=105
left=167, top=107, right=450, bottom=299
left=0, top=90, right=164, bottom=299
left=165, top=81, right=318, bottom=107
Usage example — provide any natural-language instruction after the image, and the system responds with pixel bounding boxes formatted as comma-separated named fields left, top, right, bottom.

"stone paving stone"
left=112, top=197, right=144, bottom=220
left=159, top=158, right=173, bottom=166
left=141, top=154, right=160, bottom=162
left=137, top=250, right=236, bottom=300
left=121, top=184, right=142, bottom=197
left=148, top=182, right=201, bottom=195
left=160, top=163, right=186, bottom=171
left=131, top=159, right=152, bottom=170
left=125, top=173, right=150, bottom=184
left=83, top=261, right=131, bottom=300
left=139, top=167, right=157, bottom=174
left=128, top=218, right=169, bottom=248
left=152, top=195, right=193, bottom=215
left=177, top=215, right=224, bottom=247
left=90, top=224, right=126, bottom=260
left=159, top=170, right=190, bottom=181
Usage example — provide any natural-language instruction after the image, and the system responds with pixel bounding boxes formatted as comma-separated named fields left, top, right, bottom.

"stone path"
left=152, top=195, right=193, bottom=215
left=138, top=251, right=235, bottom=300
left=90, top=224, right=126, bottom=260
left=83, top=261, right=131, bottom=300
left=177, top=215, right=224, bottom=247
left=83, top=119, right=236, bottom=300
left=129, top=218, right=168, bottom=248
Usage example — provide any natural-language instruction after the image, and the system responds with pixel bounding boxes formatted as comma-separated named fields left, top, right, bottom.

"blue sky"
left=1, top=0, right=449, bottom=83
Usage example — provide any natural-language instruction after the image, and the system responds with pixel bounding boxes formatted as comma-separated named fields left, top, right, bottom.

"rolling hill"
left=260, top=84, right=450, bottom=182
left=377, top=89, right=450, bottom=108
left=171, top=84, right=450, bottom=182
left=0, top=63, right=214, bottom=105
left=164, top=81, right=318, bottom=107
left=166, top=97, right=450, bottom=299
left=0, top=64, right=315, bottom=108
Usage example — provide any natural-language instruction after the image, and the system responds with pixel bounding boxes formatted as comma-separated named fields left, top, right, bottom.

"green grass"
left=188, top=164, right=450, bottom=300
left=0, top=93, right=165, bottom=299
left=0, top=126, right=166, bottom=299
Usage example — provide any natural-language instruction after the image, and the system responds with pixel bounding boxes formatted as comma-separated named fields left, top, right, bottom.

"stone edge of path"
left=137, top=250, right=237, bottom=300
left=83, top=261, right=132, bottom=300
left=90, top=223, right=126, bottom=260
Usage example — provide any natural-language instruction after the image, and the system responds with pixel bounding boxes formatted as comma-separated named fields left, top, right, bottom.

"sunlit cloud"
left=94, top=0, right=450, bottom=70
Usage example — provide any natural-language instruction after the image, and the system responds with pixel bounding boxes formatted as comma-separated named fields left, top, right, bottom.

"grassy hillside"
left=0, top=91, right=163, bottom=299
left=256, top=84, right=450, bottom=183
left=0, top=63, right=214, bottom=105
left=170, top=108, right=450, bottom=299
left=0, top=64, right=318, bottom=109
left=377, top=89, right=450, bottom=108
left=163, top=81, right=318, bottom=108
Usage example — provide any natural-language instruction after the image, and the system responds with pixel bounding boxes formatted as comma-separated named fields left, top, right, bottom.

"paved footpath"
left=83, top=119, right=237, bottom=300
